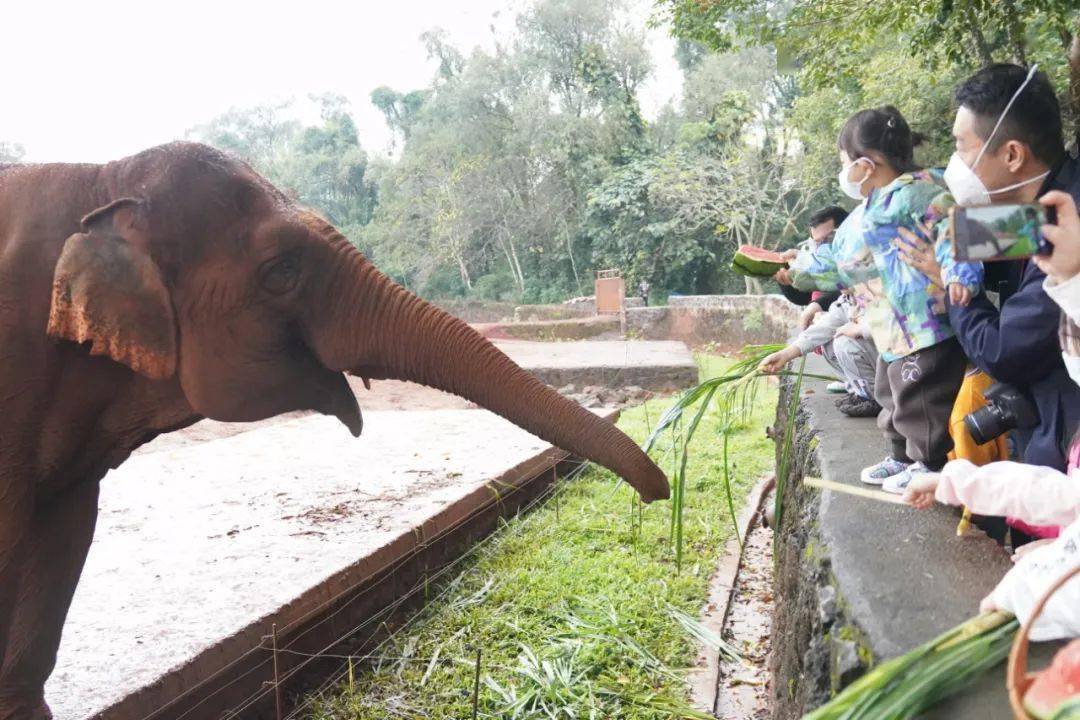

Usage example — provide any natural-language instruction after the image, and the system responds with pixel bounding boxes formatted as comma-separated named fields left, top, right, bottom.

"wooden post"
left=471, top=648, right=482, bottom=720
left=272, top=623, right=283, bottom=720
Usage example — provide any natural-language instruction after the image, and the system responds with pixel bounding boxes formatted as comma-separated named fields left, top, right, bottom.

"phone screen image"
left=951, top=203, right=1048, bottom=262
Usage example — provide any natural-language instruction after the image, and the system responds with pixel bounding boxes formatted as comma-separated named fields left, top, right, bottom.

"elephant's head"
left=46, top=142, right=669, bottom=502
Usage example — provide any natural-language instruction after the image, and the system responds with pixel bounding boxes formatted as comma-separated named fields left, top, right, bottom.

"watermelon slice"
left=1024, top=638, right=1080, bottom=719
left=731, top=245, right=788, bottom=278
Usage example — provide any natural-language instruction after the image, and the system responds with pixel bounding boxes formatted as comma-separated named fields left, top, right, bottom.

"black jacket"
left=947, top=156, right=1080, bottom=470
left=778, top=284, right=840, bottom=310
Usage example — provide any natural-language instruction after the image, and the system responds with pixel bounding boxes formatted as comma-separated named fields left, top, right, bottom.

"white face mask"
left=944, top=65, right=1051, bottom=207
left=838, top=158, right=874, bottom=200
left=1065, top=353, right=1080, bottom=388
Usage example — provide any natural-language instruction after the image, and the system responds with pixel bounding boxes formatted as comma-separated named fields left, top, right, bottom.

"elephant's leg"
left=0, top=478, right=32, bottom=671
left=0, top=482, right=99, bottom=720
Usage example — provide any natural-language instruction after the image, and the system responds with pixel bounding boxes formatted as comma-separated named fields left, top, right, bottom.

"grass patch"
left=305, top=354, right=776, bottom=719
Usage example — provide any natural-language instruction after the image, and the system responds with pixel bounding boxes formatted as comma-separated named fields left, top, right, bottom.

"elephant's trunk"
left=304, top=219, right=669, bottom=503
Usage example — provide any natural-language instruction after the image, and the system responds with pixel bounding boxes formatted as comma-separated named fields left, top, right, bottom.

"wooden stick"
left=272, top=623, right=282, bottom=720
left=803, top=476, right=909, bottom=505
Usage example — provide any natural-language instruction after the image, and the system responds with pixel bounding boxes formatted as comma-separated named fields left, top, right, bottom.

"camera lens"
left=964, top=406, right=1004, bottom=446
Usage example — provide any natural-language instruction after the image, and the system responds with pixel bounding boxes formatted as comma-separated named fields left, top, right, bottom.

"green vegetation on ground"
left=306, top=355, right=776, bottom=719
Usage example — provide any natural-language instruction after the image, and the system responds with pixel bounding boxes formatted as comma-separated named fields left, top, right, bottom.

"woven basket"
left=1007, top=563, right=1080, bottom=719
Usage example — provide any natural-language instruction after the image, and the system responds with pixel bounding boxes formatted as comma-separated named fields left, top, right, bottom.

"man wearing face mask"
left=943, top=63, right=1080, bottom=473
left=774, top=206, right=847, bottom=333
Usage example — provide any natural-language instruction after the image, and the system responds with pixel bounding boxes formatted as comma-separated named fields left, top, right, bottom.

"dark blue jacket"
left=947, top=156, right=1080, bottom=470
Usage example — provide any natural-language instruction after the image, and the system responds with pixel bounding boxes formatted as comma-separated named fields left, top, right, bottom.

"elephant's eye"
left=259, top=252, right=301, bottom=295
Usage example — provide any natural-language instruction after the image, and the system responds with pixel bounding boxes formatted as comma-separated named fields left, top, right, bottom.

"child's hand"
left=1035, top=190, right=1080, bottom=283
left=902, top=472, right=940, bottom=509
left=1010, top=537, right=1054, bottom=563
left=774, top=268, right=794, bottom=286
left=758, top=346, right=801, bottom=374
left=834, top=322, right=862, bottom=339
left=948, top=283, right=972, bottom=307
left=779, top=248, right=800, bottom=261
left=798, top=302, right=823, bottom=330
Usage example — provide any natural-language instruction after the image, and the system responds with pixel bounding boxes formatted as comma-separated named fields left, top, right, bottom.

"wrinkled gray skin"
left=0, top=143, right=668, bottom=719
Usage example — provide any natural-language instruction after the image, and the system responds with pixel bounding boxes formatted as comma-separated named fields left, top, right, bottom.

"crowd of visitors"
left=757, top=62, right=1080, bottom=640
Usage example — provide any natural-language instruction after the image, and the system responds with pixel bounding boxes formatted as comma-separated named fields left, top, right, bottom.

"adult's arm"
left=947, top=263, right=1063, bottom=384
left=777, top=283, right=813, bottom=306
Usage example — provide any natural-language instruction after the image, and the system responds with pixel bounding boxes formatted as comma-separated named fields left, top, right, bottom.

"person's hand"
left=774, top=268, right=793, bottom=285
left=948, top=283, right=972, bottom=307
left=1010, top=537, right=1054, bottom=563
left=758, top=346, right=801, bottom=374
left=779, top=248, right=799, bottom=261
left=895, top=225, right=943, bottom=287
left=1035, top=190, right=1080, bottom=283
left=902, top=472, right=940, bottom=509
left=798, top=302, right=822, bottom=330
left=834, top=322, right=862, bottom=339
left=979, top=594, right=999, bottom=614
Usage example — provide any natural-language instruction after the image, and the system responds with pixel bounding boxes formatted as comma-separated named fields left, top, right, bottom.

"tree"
left=656, top=0, right=1080, bottom=127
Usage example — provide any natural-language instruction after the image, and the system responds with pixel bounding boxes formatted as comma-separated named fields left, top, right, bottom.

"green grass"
left=306, top=355, right=777, bottom=719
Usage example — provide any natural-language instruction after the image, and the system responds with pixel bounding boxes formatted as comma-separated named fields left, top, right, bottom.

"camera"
left=963, top=383, right=1039, bottom=446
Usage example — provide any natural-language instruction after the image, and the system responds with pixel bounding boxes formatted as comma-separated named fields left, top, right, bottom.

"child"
left=787, top=106, right=982, bottom=493
left=758, top=292, right=881, bottom=417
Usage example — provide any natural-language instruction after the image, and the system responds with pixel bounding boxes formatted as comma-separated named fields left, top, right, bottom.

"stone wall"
left=769, top=356, right=1050, bottom=720
left=626, top=295, right=798, bottom=350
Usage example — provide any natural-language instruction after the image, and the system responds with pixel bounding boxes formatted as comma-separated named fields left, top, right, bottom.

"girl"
left=787, top=106, right=981, bottom=492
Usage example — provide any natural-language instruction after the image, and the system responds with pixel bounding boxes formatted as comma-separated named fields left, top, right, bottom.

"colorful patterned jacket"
left=788, top=171, right=982, bottom=361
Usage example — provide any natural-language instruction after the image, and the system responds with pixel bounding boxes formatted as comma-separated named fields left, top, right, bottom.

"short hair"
left=953, top=63, right=1064, bottom=167
left=809, top=205, right=849, bottom=229
left=838, top=105, right=926, bottom=174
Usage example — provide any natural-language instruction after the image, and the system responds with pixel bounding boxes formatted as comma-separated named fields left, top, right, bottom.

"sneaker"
left=860, top=456, right=909, bottom=485
left=840, top=397, right=883, bottom=418
left=834, top=393, right=858, bottom=409
left=826, top=381, right=847, bottom=394
left=883, top=462, right=930, bottom=495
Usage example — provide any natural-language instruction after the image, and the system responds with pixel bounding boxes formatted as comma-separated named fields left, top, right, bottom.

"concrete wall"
left=626, top=295, right=798, bottom=351
left=769, top=357, right=1057, bottom=719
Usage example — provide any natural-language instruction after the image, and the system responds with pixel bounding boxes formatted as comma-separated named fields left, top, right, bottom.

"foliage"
left=307, top=356, right=777, bottom=719
left=802, top=611, right=1019, bottom=720
left=656, top=0, right=1080, bottom=192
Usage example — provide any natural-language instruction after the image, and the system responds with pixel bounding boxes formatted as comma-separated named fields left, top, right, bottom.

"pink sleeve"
left=934, top=460, right=1080, bottom=527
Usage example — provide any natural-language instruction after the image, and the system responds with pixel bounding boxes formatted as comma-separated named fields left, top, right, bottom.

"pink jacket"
left=935, top=459, right=1080, bottom=640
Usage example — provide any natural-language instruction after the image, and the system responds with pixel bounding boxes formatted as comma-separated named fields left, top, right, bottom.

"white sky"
left=2, top=0, right=682, bottom=163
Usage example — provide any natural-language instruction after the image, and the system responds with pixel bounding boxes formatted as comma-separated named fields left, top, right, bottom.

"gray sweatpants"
left=874, top=337, right=968, bottom=470
left=821, top=334, right=878, bottom=400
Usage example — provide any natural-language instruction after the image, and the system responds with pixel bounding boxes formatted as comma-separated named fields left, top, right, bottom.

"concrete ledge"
left=495, top=339, right=698, bottom=394
left=770, top=356, right=1055, bottom=719
left=48, top=409, right=616, bottom=720
left=474, top=315, right=620, bottom=342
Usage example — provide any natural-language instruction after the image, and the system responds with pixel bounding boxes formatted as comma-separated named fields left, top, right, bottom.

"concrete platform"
left=495, top=339, right=697, bottom=392
left=771, top=355, right=1058, bottom=719
left=46, top=408, right=614, bottom=720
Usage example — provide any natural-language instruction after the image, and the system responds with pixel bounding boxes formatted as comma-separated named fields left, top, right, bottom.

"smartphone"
left=949, top=203, right=1055, bottom=262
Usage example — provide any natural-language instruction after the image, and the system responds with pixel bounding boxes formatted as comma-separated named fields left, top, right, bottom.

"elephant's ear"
left=47, top=198, right=178, bottom=380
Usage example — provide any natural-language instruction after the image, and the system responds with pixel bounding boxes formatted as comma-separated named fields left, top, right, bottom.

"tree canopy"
left=9, top=0, right=1076, bottom=303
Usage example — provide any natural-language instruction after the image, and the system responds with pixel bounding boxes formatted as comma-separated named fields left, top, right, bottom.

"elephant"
left=0, top=142, right=669, bottom=719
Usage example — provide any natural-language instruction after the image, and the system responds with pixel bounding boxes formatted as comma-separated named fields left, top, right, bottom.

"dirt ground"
left=715, top=505, right=774, bottom=719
